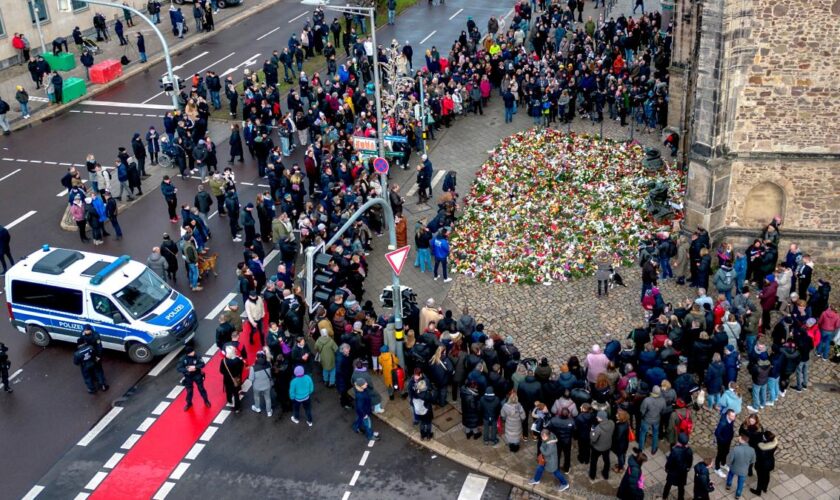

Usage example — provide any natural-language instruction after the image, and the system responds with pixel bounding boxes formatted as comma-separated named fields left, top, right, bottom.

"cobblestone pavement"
left=364, top=77, right=840, bottom=500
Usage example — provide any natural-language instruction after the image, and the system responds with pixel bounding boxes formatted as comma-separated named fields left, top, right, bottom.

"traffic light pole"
left=72, top=0, right=180, bottom=111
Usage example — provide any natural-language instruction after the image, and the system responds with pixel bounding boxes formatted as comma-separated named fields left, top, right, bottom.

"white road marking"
left=77, top=407, right=124, bottom=446
left=199, top=425, right=219, bottom=442
left=241, top=379, right=252, bottom=392
left=257, top=26, right=281, bottom=40
left=95, top=111, right=105, bottom=114
left=449, top=8, right=464, bottom=20
left=107, top=112, right=118, bottom=115
left=103, top=452, right=125, bottom=469
left=73, top=493, right=89, bottom=500
left=148, top=345, right=186, bottom=376
left=257, top=183, right=270, bottom=188
left=81, top=100, right=174, bottom=110
left=5, top=210, right=37, bottom=229
left=169, top=462, right=190, bottom=480
left=16, top=159, right=28, bottom=163
left=341, top=492, right=351, bottom=500
left=120, top=433, right=142, bottom=450
left=1, top=157, right=13, bottom=161
left=21, top=485, right=44, bottom=500
left=152, top=482, right=176, bottom=500
left=195, top=51, right=237, bottom=74
left=165, top=51, right=209, bottom=75
left=137, top=417, right=157, bottom=432
left=240, top=181, right=253, bottom=186
left=29, top=160, right=42, bottom=164
left=359, top=450, right=370, bottom=466
left=205, top=292, right=237, bottom=320
left=221, top=53, right=261, bottom=77
left=264, top=249, right=280, bottom=265
left=288, top=11, right=307, bottom=23
left=349, top=470, right=361, bottom=486
left=10, top=368, right=22, bottom=380
left=83, top=110, right=94, bottom=114
left=212, top=409, right=232, bottom=425
left=208, top=210, right=218, bottom=220
left=44, top=161, right=57, bottom=165
left=368, top=440, right=375, bottom=448
left=29, top=96, right=49, bottom=102
left=456, top=473, right=489, bottom=500
left=166, top=385, right=185, bottom=400
left=0, top=168, right=21, bottom=182
left=151, top=401, right=171, bottom=415
left=59, top=162, right=73, bottom=166
left=205, top=344, right=220, bottom=357
left=185, top=443, right=205, bottom=460
left=83, top=471, right=109, bottom=491
left=201, top=356, right=211, bottom=363
left=420, top=30, right=437, bottom=44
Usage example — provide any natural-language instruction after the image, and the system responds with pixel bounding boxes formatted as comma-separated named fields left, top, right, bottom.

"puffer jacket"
left=547, top=414, right=575, bottom=443
left=460, top=386, right=481, bottom=429
left=500, top=401, right=525, bottom=443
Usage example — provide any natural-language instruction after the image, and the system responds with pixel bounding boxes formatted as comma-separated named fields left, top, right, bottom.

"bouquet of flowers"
left=450, top=129, right=685, bottom=284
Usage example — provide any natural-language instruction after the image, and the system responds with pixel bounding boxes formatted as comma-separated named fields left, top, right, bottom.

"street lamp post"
left=57, top=0, right=180, bottom=110
left=301, top=0, right=404, bottom=337
left=29, top=0, right=48, bottom=54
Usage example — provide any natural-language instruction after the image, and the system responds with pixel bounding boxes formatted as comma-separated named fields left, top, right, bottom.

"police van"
left=4, top=246, right=197, bottom=363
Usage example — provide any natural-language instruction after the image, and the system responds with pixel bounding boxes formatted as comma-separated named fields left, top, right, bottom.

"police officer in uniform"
left=74, top=324, right=108, bottom=393
left=178, top=345, right=211, bottom=411
left=1, top=343, right=13, bottom=393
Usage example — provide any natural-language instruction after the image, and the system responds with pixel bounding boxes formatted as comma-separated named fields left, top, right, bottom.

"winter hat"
left=355, top=377, right=367, bottom=387
left=353, top=321, right=363, bottom=333
left=678, top=433, right=689, bottom=445
left=294, top=366, right=304, bottom=377
left=725, top=344, right=736, bottom=353
left=426, top=298, right=435, bottom=307
left=380, top=345, right=389, bottom=353
left=765, top=274, right=775, bottom=283
left=596, top=410, right=607, bottom=420
left=344, top=324, right=353, bottom=333
left=651, top=385, right=662, bottom=397
left=485, top=387, right=495, bottom=396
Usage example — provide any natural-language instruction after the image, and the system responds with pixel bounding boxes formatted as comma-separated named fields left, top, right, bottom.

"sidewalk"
left=2, top=0, right=282, bottom=132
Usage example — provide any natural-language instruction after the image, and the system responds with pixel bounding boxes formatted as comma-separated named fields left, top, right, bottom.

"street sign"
left=385, top=135, right=408, bottom=143
left=384, top=151, right=404, bottom=158
left=373, top=157, right=389, bottom=175
left=359, top=149, right=378, bottom=155
left=385, top=246, right=411, bottom=276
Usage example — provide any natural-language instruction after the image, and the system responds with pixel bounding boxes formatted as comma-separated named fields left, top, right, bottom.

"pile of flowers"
left=450, top=129, right=685, bottom=284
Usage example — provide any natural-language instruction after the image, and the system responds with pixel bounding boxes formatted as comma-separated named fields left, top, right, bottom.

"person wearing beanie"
left=288, top=365, right=314, bottom=425
left=479, top=386, right=501, bottom=445
left=639, top=385, right=666, bottom=455
left=352, top=378, right=381, bottom=441
left=662, top=432, right=694, bottom=500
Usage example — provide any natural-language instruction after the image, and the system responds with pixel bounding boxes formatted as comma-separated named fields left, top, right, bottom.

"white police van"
left=4, top=246, right=197, bottom=363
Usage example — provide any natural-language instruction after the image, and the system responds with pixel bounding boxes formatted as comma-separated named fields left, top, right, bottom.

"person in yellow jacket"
left=378, top=345, right=401, bottom=400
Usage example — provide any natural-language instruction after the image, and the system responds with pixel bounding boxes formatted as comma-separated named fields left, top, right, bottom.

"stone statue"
left=645, top=180, right=673, bottom=220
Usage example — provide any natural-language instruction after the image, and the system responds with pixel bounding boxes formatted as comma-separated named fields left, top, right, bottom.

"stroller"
left=81, top=37, right=102, bottom=55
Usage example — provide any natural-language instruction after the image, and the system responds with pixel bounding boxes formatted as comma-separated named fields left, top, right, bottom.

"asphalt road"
left=0, top=0, right=514, bottom=497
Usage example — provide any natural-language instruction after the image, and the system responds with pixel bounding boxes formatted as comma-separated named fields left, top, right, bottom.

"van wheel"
left=28, top=326, right=51, bottom=347
left=128, top=343, right=153, bottom=364
left=218, top=0, right=227, bottom=7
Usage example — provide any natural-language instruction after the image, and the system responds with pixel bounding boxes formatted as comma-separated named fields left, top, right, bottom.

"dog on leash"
left=610, top=268, right=627, bottom=288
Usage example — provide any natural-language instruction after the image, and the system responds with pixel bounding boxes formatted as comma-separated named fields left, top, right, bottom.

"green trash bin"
left=62, top=77, right=87, bottom=104
left=43, top=52, right=76, bottom=72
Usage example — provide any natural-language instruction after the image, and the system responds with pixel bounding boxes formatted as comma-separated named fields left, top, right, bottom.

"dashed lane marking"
left=205, top=292, right=237, bottom=320
left=212, top=409, right=232, bottom=425
left=342, top=492, right=351, bottom=500
left=73, top=493, right=89, bottom=500
left=349, top=470, right=361, bottom=486
left=103, top=453, right=125, bottom=470
left=166, top=385, right=185, bottom=400
left=152, top=482, right=176, bottom=500
left=169, top=462, right=190, bottom=481
left=287, top=11, right=307, bottom=23
left=137, top=417, right=157, bottom=432
left=449, top=8, right=464, bottom=20
left=80, top=100, right=174, bottom=110
left=84, top=472, right=109, bottom=491
left=77, top=407, right=124, bottom=446
left=257, top=26, right=281, bottom=40
left=5, top=210, right=37, bottom=229
left=151, top=401, right=171, bottom=416
left=0, top=168, right=21, bottom=182
left=359, top=451, right=369, bottom=466
left=21, top=485, right=45, bottom=500
left=199, top=425, right=219, bottom=442
left=148, top=345, right=185, bottom=377
left=120, top=433, right=142, bottom=450
left=420, top=30, right=437, bottom=44
left=185, top=443, right=205, bottom=460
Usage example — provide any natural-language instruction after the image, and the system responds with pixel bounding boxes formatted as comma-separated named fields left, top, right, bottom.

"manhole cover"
left=811, top=383, right=840, bottom=393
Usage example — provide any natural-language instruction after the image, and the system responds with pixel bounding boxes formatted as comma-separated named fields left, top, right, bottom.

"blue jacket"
left=733, top=255, right=747, bottom=280
left=160, top=181, right=176, bottom=199
left=714, top=413, right=735, bottom=445
left=432, top=236, right=449, bottom=260
left=92, top=197, right=108, bottom=222
left=717, top=388, right=742, bottom=415
left=117, top=163, right=128, bottom=182
left=704, top=361, right=725, bottom=394
left=289, top=374, right=314, bottom=401
left=723, top=351, right=740, bottom=384
left=354, top=386, right=372, bottom=419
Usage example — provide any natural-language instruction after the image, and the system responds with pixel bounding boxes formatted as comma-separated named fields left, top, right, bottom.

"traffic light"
left=159, top=75, right=183, bottom=95
left=312, top=253, right=335, bottom=307
left=379, top=286, right=417, bottom=317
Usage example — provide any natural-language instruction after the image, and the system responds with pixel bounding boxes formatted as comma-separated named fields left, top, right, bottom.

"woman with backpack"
left=249, top=350, right=274, bottom=417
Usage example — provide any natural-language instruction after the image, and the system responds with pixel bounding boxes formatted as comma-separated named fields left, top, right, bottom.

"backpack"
left=0, top=100, right=9, bottom=114
left=675, top=409, right=694, bottom=436
left=412, top=396, right=428, bottom=416
left=721, top=270, right=733, bottom=289
left=625, top=375, right=639, bottom=395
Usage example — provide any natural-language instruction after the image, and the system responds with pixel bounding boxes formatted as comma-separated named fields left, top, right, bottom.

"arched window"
left=743, top=182, right=785, bottom=227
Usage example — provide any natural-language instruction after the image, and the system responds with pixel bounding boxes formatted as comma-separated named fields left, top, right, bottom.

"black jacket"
left=478, top=393, right=501, bottom=423
left=460, top=386, right=481, bottom=428
left=573, top=411, right=595, bottom=442
left=664, top=444, right=694, bottom=485
left=548, top=415, right=575, bottom=443
left=516, top=375, right=543, bottom=411
left=177, top=354, right=206, bottom=381
left=612, top=420, right=630, bottom=455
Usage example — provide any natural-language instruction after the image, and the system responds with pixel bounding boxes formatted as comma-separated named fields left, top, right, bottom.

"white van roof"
left=8, top=247, right=147, bottom=294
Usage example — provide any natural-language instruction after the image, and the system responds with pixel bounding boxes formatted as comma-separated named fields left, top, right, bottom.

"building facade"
left=670, top=0, right=840, bottom=262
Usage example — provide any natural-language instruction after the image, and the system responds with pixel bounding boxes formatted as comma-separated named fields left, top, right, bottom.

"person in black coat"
left=612, top=409, right=631, bottom=473
left=548, top=407, right=576, bottom=472
left=693, top=458, right=714, bottom=500
left=751, top=430, right=778, bottom=496
left=517, top=372, right=543, bottom=438
left=460, top=382, right=482, bottom=439
left=228, top=123, right=244, bottom=163
left=478, top=387, right=501, bottom=445
left=574, top=403, right=596, bottom=464
left=662, top=433, right=693, bottom=500
left=160, top=233, right=180, bottom=281
left=131, top=133, right=148, bottom=176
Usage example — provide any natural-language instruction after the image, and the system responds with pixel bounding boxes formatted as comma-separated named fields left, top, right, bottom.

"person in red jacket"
left=816, top=304, right=840, bottom=360
left=759, top=275, right=778, bottom=335
left=12, top=33, right=30, bottom=65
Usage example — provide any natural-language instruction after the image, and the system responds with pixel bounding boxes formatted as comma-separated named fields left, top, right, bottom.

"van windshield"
left=114, top=269, right=172, bottom=319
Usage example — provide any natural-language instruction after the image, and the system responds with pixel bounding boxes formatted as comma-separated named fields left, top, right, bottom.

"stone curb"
left=11, top=0, right=283, bottom=133
left=375, top=410, right=586, bottom=500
